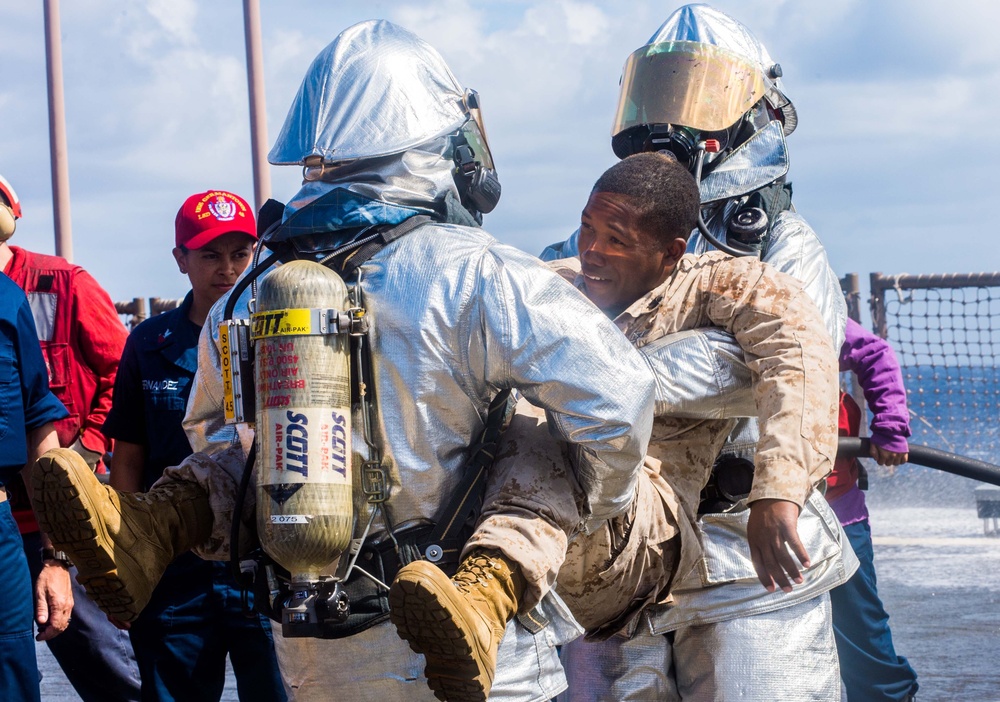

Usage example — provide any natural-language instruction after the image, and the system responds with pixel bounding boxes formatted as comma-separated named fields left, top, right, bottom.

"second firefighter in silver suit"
left=544, top=5, right=855, bottom=700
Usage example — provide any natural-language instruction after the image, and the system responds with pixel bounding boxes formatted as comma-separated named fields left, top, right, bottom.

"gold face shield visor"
left=612, top=40, right=768, bottom=136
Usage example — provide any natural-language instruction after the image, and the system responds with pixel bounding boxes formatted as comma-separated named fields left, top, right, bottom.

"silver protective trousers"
left=559, top=593, right=841, bottom=701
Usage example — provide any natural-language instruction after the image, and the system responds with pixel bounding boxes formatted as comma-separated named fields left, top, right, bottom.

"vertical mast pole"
left=43, top=0, right=73, bottom=260
left=243, top=0, right=271, bottom=213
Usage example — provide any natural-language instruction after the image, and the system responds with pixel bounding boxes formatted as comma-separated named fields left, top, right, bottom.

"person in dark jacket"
left=102, top=190, right=285, bottom=702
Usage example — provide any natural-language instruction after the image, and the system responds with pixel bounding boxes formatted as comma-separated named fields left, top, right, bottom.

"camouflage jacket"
left=553, top=252, right=839, bottom=535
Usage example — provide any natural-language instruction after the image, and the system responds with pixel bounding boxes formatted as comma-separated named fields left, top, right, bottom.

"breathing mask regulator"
left=724, top=207, right=769, bottom=255
left=613, top=118, right=773, bottom=259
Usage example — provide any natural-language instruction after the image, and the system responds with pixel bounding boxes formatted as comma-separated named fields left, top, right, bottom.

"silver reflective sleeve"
left=761, top=211, right=846, bottom=348
left=639, top=328, right=755, bottom=419
left=476, top=243, right=656, bottom=526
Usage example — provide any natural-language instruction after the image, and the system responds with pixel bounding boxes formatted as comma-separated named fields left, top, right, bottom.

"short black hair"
left=591, top=152, right=700, bottom=246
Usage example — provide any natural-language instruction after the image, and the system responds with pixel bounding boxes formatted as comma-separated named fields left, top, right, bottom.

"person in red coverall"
left=0, top=173, right=141, bottom=701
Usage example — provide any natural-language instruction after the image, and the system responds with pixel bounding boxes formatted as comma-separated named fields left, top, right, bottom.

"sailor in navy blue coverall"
left=0, top=273, right=71, bottom=702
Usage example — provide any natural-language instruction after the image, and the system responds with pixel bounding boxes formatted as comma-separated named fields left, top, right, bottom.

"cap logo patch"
left=207, top=195, right=237, bottom=222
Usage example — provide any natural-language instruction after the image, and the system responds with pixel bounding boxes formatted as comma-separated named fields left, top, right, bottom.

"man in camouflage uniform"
left=392, top=153, right=849, bottom=700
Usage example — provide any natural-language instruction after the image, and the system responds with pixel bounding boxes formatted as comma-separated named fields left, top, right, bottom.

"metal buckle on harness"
left=362, top=460, right=388, bottom=504
left=345, top=308, right=369, bottom=336
left=316, top=307, right=369, bottom=336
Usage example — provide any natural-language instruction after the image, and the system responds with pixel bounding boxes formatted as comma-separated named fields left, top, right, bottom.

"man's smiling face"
left=578, top=190, right=676, bottom=318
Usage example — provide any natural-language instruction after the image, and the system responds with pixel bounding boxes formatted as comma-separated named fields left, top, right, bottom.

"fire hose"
left=837, top=438, right=1000, bottom=487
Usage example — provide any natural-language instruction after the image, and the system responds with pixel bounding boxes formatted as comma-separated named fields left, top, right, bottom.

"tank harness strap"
left=231, top=441, right=257, bottom=607
left=748, top=181, right=793, bottom=226
left=336, top=214, right=432, bottom=278
left=421, top=389, right=553, bottom=634
left=323, top=388, right=519, bottom=640
left=427, top=389, right=513, bottom=553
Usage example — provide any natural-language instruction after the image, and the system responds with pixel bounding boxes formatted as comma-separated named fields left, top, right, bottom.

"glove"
left=69, top=438, right=104, bottom=470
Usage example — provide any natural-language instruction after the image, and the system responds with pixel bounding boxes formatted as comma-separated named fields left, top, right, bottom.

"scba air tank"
left=254, top=260, right=354, bottom=582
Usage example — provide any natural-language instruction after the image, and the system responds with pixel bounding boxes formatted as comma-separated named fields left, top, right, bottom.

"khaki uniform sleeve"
left=655, top=254, right=839, bottom=507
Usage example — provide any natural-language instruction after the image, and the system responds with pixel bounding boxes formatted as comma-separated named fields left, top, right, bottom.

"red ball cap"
left=175, top=190, right=257, bottom=249
left=0, top=173, right=22, bottom=219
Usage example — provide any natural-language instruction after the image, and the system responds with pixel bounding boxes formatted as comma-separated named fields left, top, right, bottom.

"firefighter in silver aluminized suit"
left=32, top=20, right=655, bottom=702
left=543, top=5, right=854, bottom=700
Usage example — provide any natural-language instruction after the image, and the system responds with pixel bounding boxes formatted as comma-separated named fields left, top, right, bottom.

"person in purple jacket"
left=829, top=316, right=919, bottom=701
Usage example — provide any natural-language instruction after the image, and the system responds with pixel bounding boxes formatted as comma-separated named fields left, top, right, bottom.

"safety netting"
left=872, top=274, right=1000, bottom=465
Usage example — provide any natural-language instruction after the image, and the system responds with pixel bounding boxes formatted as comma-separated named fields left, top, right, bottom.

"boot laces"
left=453, top=554, right=505, bottom=592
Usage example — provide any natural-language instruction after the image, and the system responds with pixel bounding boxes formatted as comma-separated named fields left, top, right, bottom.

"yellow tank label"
left=219, top=323, right=236, bottom=422
left=251, top=308, right=314, bottom=339
left=258, top=407, right=352, bottom=485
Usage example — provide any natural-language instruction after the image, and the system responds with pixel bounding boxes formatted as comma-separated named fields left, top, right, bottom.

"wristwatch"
left=40, top=547, right=73, bottom=568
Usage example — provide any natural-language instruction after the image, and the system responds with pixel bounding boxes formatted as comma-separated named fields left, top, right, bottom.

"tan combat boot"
left=31, top=448, right=213, bottom=622
left=389, top=550, right=525, bottom=702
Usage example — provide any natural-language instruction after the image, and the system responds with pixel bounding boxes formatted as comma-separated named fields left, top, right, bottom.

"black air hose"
left=837, top=437, right=1000, bottom=487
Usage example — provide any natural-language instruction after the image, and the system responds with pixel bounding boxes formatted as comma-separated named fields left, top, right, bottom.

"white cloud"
left=557, top=1, right=609, bottom=45
left=393, top=0, right=488, bottom=64
left=147, top=0, right=198, bottom=45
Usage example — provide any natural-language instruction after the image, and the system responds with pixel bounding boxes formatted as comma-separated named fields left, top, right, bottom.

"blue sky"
left=2, top=0, right=998, bottom=306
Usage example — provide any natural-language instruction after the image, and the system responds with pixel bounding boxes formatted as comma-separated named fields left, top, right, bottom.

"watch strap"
left=40, top=547, right=73, bottom=567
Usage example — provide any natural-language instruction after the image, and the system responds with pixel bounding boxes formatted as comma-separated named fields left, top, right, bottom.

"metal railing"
left=114, top=297, right=183, bottom=329
left=869, top=272, right=1000, bottom=340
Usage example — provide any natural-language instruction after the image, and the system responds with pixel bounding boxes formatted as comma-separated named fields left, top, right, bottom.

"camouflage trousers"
left=466, top=400, right=682, bottom=637
left=153, top=445, right=253, bottom=561
left=155, top=400, right=682, bottom=638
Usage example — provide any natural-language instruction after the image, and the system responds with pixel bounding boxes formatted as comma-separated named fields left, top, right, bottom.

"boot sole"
left=32, top=450, right=141, bottom=622
left=389, top=563, right=493, bottom=702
